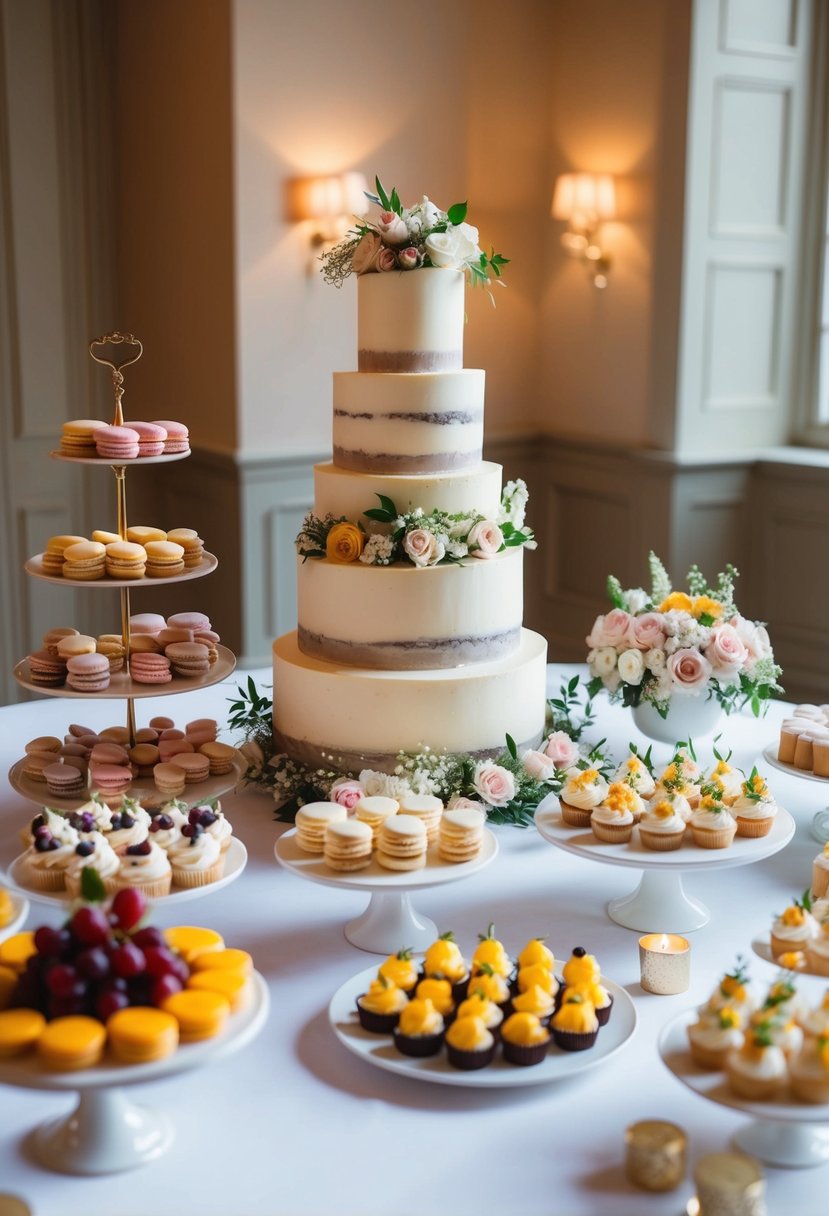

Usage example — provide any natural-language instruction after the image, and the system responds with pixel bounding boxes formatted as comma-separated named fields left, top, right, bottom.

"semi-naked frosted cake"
left=273, top=217, right=548, bottom=773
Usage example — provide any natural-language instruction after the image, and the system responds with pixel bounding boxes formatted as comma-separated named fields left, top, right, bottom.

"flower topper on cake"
left=295, top=479, right=534, bottom=567
left=320, top=176, right=509, bottom=292
left=585, top=552, right=783, bottom=718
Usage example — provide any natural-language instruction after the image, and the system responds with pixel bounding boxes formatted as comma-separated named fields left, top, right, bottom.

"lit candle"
left=625, top=1119, right=686, bottom=1191
left=638, top=933, right=691, bottom=994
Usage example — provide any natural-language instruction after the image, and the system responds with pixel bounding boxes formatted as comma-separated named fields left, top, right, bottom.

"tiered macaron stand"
left=274, top=827, right=498, bottom=953
left=534, top=799, right=795, bottom=933
left=1, top=333, right=260, bottom=1174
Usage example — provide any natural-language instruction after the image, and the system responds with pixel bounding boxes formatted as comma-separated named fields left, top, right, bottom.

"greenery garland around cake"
left=229, top=675, right=612, bottom=829
left=585, top=553, right=783, bottom=718
left=320, top=176, right=508, bottom=292
left=296, top=480, right=535, bottom=567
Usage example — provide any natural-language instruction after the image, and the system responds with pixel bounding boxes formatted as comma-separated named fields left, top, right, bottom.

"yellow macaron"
left=0, top=964, right=18, bottom=1009
left=163, top=926, right=225, bottom=964
left=186, top=969, right=251, bottom=1012
left=0, top=932, right=36, bottom=973
left=161, top=989, right=230, bottom=1041
left=0, top=1008, right=46, bottom=1057
left=190, top=948, right=253, bottom=976
left=37, top=1016, right=106, bottom=1071
left=106, top=1006, right=179, bottom=1064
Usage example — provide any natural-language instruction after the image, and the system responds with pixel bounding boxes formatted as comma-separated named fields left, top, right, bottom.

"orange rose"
left=326, top=522, right=364, bottom=564
left=692, top=595, right=723, bottom=620
left=658, top=592, right=693, bottom=612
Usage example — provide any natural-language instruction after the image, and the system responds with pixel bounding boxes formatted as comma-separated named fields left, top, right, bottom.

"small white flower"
left=591, top=647, right=618, bottom=676
left=622, top=587, right=649, bottom=614
left=617, top=649, right=645, bottom=685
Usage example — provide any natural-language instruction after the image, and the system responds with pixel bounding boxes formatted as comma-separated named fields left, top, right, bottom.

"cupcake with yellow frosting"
left=562, top=946, right=600, bottom=990
left=565, top=978, right=613, bottom=1026
left=378, top=947, right=419, bottom=994
left=732, top=768, right=777, bottom=838
left=392, top=997, right=445, bottom=1057
left=706, top=756, right=745, bottom=806
left=590, top=782, right=638, bottom=843
left=551, top=992, right=599, bottom=1052
left=510, top=983, right=555, bottom=1025
left=415, top=977, right=455, bottom=1020
left=455, top=988, right=504, bottom=1038
left=517, top=937, right=555, bottom=972
left=689, top=791, right=737, bottom=850
left=471, top=963, right=513, bottom=1011
left=470, top=924, right=513, bottom=981
left=612, top=750, right=656, bottom=801
left=422, top=932, right=469, bottom=1001
left=356, top=974, right=409, bottom=1033
left=687, top=1006, right=744, bottom=1069
left=559, top=768, right=609, bottom=828
left=725, top=1025, right=788, bottom=1100
left=501, top=1011, right=551, bottom=1066
left=790, top=1033, right=829, bottom=1104
left=771, top=899, right=818, bottom=960
left=444, top=1014, right=496, bottom=1070
left=638, top=796, right=687, bottom=851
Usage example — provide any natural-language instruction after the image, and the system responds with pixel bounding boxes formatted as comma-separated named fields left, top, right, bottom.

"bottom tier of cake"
left=272, top=628, right=548, bottom=773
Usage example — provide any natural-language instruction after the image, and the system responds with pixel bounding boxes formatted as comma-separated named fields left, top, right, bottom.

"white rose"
left=592, top=647, right=618, bottom=676
left=645, top=647, right=666, bottom=673
left=617, top=649, right=645, bottom=685
left=604, top=670, right=621, bottom=693
left=374, top=210, right=410, bottom=246
left=424, top=221, right=481, bottom=270
left=623, top=587, right=649, bottom=614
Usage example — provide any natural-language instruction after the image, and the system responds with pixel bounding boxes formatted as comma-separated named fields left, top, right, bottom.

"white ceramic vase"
left=631, top=694, right=725, bottom=745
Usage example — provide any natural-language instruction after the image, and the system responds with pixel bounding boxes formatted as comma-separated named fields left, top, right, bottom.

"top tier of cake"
left=333, top=270, right=484, bottom=475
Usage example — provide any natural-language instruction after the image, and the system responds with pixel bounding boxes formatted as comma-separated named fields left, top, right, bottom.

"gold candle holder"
left=692, top=1153, right=766, bottom=1216
left=625, top=1119, right=686, bottom=1191
left=639, top=933, right=691, bottom=994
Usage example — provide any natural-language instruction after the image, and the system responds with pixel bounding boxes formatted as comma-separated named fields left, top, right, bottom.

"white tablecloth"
left=0, top=667, right=826, bottom=1215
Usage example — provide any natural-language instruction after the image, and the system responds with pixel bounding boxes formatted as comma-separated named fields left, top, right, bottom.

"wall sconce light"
left=551, top=173, right=616, bottom=288
left=285, top=171, right=368, bottom=251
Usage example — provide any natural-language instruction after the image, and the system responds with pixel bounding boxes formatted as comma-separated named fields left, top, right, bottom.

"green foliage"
left=81, top=865, right=105, bottom=903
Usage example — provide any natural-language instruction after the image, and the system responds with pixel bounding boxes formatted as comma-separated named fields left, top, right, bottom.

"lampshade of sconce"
left=285, top=171, right=369, bottom=224
left=551, top=173, right=616, bottom=227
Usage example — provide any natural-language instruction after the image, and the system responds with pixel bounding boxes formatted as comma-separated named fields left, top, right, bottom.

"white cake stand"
left=0, top=972, right=269, bottom=1175
left=2, top=837, right=247, bottom=907
left=659, top=1009, right=829, bottom=1168
left=274, top=829, right=498, bottom=954
left=329, top=963, right=637, bottom=1087
left=534, top=803, right=795, bottom=933
left=750, top=934, right=829, bottom=980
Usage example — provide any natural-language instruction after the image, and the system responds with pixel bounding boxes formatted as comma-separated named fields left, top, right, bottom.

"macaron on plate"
left=50, top=446, right=190, bottom=467
left=0, top=971, right=268, bottom=1174
left=7, top=751, right=245, bottom=812
left=12, top=643, right=235, bottom=697
left=3, top=836, right=248, bottom=907
left=24, top=550, right=217, bottom=587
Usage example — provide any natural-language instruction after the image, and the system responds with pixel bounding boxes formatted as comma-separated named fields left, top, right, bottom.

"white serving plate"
left=751, top=934, right=829, bottom=980
left=762, top=742, right=829, bottom=784
left=4, top=836, right=247, bottom=907
left=24, top=550, right=217, bottom=589
left=329, top=964, right=636, bottom=1088
left=13, top=642, right=235, bottom=699
left=49, top=450, right=189, bottom=467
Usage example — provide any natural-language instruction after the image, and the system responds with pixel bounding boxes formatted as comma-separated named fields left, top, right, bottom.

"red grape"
left=110, top=888, right=147, bottom=932
left=110, top=941, right=146, bottom=978
left=45, top=963, right=81, bottom=998
left=76, top=947, right=111, bottom=981
left=151, top=974, right=183, bottom=1005
left=96, top=989, right=129, bottom=1021
left=70, top=905, right=111, bottom=947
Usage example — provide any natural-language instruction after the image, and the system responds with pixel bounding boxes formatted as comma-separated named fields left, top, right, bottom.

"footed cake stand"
left=274, top=829, right=498, bottom=954
left=534, top=802, right=795, bottom=932
left=659, top=1009, right=829, bottom=1168
left=0, top=972, right=269, bottom=1175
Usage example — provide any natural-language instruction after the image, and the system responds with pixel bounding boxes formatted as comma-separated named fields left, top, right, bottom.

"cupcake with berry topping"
left=689, top=789, right=737, bottom=850
left=64, top=832, right=120, bottom=897
left=470, top=924, right=513, bottom=982
left=687, top=1006, right=744, bottom=1069
left=188, top=800, right=232, bottom=853
left=392, top=997, right=445, bottom=1057
left=378, top=947, right=419, bottom=994
left=726, top=1025, right=788, bottom=1100
left=147, top=809, right=183, bottom=851
left=559, top=767, right=609, bottom=829
left=638, top=796, right=687, bottom=851
left=106, top=799, right=152, bottom=854
left=551, top=992, right=599, bottom=1052
left=612, top=749, right=656, bottom=801
left=356, top=975, right=409, bottom=1033
left=812, top=843, right=829, bottom=900
left=455, top=988, right=504, bottom=1038
left=166, top=822, right=223, bottom=888
left=23, top=821, right=80, bottom=891
left=705, top=753, right=745, bottom=806
left=790, top=1034, right=829, bottom=1104
left=562, top=946, right=601, bottom=990
left=591, top=782, right=639, bottom=843
left=771, top=898, right=819, bottom=960
left=501, top=1011, right=552, bottom=1066
left=115, top=837, right=172, bottom=899
left=67, top=797, right=114, bottom=837
left=732, top=768, right=778, bottom=838
left=444, top=1013, right=496, bottom=1070
left=422, top=932, right=470, bottom=1001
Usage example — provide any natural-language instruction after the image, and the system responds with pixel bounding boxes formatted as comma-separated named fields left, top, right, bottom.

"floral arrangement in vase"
left=585, top=553, right=782, bottom=718
left=320, top=177, right=508, bottom=291
left=295, top=480, right=535, bottom=568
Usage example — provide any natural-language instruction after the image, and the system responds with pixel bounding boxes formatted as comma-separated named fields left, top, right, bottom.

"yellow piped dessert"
left=562, top=947, right=600, bottom=989
left=423, top=932, right=468, bottom=987
left=517, top=937, right=555, bottom=971
left=551, top=992, right=599, bottom=1051
left=501, top=1010, right=551, bottom=1065
left=568, top=978, right=613, bottom=1025
left=510, top=984, right=554, bottom=1022
left=393, top=997, right=445, bottom=1057
left=471, top=923, right=512, bottom=979
left=516, top=963, right=558, bottom=998
left=378, top=947, right=418, bottom=993
left=444, top=1014, right=496, bottom=1070
left=456, top=989, right=504, bottom=1034
left=469, top=965, right=511, bottom=1007
left=356, top=975, right=409, bottom=1033
left=415, top=978, right=455, bottom=1017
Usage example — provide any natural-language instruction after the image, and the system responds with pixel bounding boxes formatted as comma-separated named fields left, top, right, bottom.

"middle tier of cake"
left=272, top=627, right=548, bottom=775
left=297, top=547, right=524, bottom=669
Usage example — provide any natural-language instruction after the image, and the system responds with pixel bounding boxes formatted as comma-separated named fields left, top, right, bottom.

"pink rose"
left=522, top=750, right=557, bottom=781
left=447, top=795, right=484, bottom=811
left=667, top=647, right=712, bottom=694
left=543, top=731, right=580, bottom=769
left=397, top=246, right=422, bottom=270
left=403, top=528, right=445, bottom=567
left=704, top=623, right=748, bottom=679
left=376, top=246, right=397, bottom=272
left=585, top=607, right=632, bottom=650
left=329, top=778, right=364, bottom=812
left=375, top=210, right=410, bottom=246
left=472, top=763, right=515, bottom=808
left=467, top=520, right=504, bottom=559
left=351, top=232, right=382, bottom=275
left=627, top=612, right=667, bottom=652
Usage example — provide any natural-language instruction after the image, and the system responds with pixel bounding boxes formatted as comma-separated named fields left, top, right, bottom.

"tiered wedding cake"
left=272, top=198, right=547, bottom=774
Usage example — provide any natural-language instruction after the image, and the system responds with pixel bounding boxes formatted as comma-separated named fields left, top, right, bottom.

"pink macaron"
left=185, top=718, right=218, bottom=746
left=94, top=425, right=140, bottom=460
left=152, top=419, right=189, bottom=454
left=90, top=764, right=133, bottom=797
left=130, top=652, right=172, bottom=684
left=123, top=420, right=167, bottom=457
left=89, top=743, right=130, bottom=767
left=167, top=612, right=211, bottom=633
left=65, top=653, right=111, bottom=692
left=130, top=613, right=167, bottom=636
left=158, top=737, right=195, bottom=762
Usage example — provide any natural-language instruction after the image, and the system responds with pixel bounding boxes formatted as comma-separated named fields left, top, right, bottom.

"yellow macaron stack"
left=167, top=527, right=205, bottom=569
left=41, top=535, right=87, bottom=577
left=354, top=795, right=400, bottom=845
left=62, top=540, right=106, bottom=580
left=295, top=802, right=347, bottom=853
left=144, top=540, right=185, bottom=578
left=60, top=419, right=106, bottom=456
left=438, top=807, right=486, bottom=863
left=323, top=819, right=373, bottom=872
left=376, top=815, right=428, bottom=871
left=104, top=541, right=147, bottom=580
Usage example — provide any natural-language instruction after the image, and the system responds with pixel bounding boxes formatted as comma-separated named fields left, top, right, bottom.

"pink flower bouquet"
left=585, top=553, right=782, bottom=718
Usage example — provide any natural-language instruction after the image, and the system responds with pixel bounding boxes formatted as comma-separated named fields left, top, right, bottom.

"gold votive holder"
left=692, top=1153, right=766, bottom=1216
left=625, top=1119, right=687, bottom=1191
left=639, top=933, right=691, bottom=994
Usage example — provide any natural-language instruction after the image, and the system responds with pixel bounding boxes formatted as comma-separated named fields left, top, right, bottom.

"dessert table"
left=0, top=665, right=825, bottom=1214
